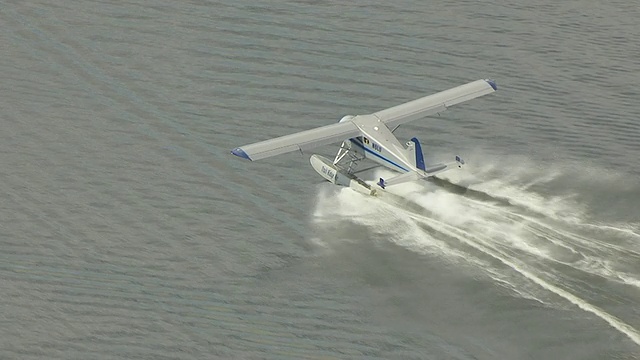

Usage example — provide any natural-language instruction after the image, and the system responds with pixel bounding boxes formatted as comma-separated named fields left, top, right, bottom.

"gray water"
left=1, top=1, right=639, bottom=359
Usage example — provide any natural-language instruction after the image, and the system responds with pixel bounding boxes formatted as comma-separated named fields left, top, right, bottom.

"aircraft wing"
left=231, top=121, right=360, bottom=161
left=232, top=79, right=496, bottom=161
left=373, top=79, right=497, bottom=129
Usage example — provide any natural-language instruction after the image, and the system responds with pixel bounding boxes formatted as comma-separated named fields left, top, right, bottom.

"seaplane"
left=231, top=79, right=497, bottom=195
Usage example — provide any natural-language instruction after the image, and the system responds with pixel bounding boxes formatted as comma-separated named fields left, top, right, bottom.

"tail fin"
left=410, top=137, right=426, bottom=171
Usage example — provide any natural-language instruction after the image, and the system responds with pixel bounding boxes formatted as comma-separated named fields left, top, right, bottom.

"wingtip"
left=485, top=79, right=497, bottom=91
left=231, top=147, right=252, bottom=160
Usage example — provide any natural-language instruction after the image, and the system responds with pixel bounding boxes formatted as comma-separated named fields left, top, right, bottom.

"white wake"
left=311, top=162, right=640, bottom=346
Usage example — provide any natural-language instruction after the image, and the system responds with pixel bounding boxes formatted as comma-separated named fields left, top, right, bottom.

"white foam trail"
left=407, top=211, right=640, bottom=346
left=312, top=164, right=640, bottom=345
left=312, top=183, right=492, bottom=267
left=386, top=172, right=640, bottom=344
left=472, top=181, right=583, bottom=223
left=579, top=223, right=640, bottom=240
left=481, top=264, right=547, bottom=305
left=618, top=274, right=640, bottom=288
left=532, top=217, right=640, bottom=259
left=440, top=160, right=585, bottom=222
left=436, top=167, right=640, bottom=284
left=445, top=192, right=640, bottom=286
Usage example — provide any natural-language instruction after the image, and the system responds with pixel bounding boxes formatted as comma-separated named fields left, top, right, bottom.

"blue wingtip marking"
left=485, top=79, right=497, bottom=91
left=231, top=147, right=251, bottom=160
left=377, top=178, right=386, bottom=189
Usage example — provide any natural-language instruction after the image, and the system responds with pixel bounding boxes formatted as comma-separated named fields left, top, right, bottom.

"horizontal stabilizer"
left=377, top=155, right=465, bottom=188
left=424, top=155, right=465, bottom=176
left=377, top=171, right=422, bottom=188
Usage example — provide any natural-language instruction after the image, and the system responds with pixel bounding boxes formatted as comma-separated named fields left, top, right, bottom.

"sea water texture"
left=1, top=1, right=639, bottom=359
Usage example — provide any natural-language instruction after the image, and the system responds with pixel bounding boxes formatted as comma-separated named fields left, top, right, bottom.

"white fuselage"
left=347, top=114, right=417, bottom=174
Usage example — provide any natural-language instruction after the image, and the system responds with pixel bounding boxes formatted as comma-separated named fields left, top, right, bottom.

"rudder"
left=410, top=137, right=426, bottom=171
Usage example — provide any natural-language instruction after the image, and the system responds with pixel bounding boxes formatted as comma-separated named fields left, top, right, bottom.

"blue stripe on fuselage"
left=351, top=138, right=409, bottom=172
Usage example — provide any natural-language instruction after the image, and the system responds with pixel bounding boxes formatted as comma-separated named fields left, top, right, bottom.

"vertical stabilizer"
left=410, top=137, right=426, bottom=171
